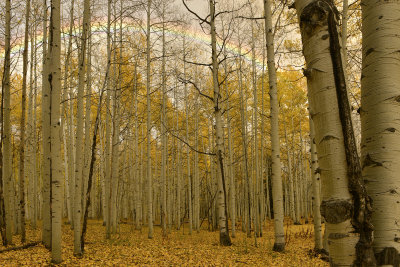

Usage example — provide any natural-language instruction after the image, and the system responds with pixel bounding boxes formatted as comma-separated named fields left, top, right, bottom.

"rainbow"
left=0, top=19, right=266, bottom=70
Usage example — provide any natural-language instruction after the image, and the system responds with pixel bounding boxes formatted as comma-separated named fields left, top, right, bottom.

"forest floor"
left=0, top=219, right=328, bottom=266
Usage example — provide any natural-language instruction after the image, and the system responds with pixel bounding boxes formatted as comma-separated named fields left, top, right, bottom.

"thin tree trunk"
left=183, top=38, right=192, bottom=235
left=18, top=0, right=31, bottom=244
left=146, top=0, right=154, bottom=239
left=238, top=40, right=251, bottom=239
left=160, top=7, right=167, bottom=235
left=105, top=0, right=112, bottom=240
left=309, top=117, right=322, bottom=251
left=73, top=0, right=90, bottom=256
left=209, top=0, right=231, bottom=246
left=284, top=125, right=296, bottom=224
left=63, top=0, right=75, bottom=227
left=41, top=0, right=51, bottom=249
left=264, top=0, right=285, bottom=252
left=48, top=0, right=63, bottom=262
left=2, top=0, right=12, bottom=246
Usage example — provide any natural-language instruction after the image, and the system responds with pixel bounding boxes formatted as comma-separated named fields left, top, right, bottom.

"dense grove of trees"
left=0, top=0, right=399, bottom=265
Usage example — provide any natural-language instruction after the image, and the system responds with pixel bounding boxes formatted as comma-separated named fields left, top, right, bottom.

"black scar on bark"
left=320, top=199, right=352, bottom=224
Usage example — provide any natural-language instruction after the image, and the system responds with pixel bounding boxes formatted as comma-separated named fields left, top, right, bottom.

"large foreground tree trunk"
left=294, top=0, right=375, bottom=265
left=361, top=0, right=400, bottom=265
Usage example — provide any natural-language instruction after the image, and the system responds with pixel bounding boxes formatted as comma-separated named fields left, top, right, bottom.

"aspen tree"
left=361, top=0, right=400, bottom=264
left=251, top=21, right=260, bottom=238
left=226, top=85, right=236, bottom=238
left=183, top=38, right=193, bottom=235
left=27, top=16, right=38, bottom=229
left=295, top=0, right=374, bottom=264
left=83, top=18, right=93, bottom=218
left=221, top=24, right=235, bottom=235
left=160, top=3, right=167, bottom=235
left=284, top=125, right=296, bottom=223
left=209, top=0, right=231, bottom=246
left=74, top=0, right=91, bottom=255
left=174, top=79, right=181, bottom=230
left=110, top=0, right=120, bottom=233
left=19, top=0, right=31, bottom=243
left=105, top=0, right=112, bottom=239
left=238, top=39, right=251, bottom=238
left=42, top=0, right=52, bottom=248
left=309, top=117, right=322, bottom=251
left=2, top=0, right=13, bottom=245
left=264, top=0, right=285, bottom=252
left=194, top=79, right=200, bottom=232
left=291, top=117, right=300, bottom=224
left=47, top=0, right=63, bottom=262
left=133, top=59, right=141, bottom=230
left=32, top=27, right=38, bottom=230
left=62, top=0, right=75, bottom=227
left=146, top=0, right=154, bottom=239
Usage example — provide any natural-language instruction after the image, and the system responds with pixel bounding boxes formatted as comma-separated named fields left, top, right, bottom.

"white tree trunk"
left=146, top=0, right=154, bottom=239
left=73, top=0, right=90, bottom=255
left=295, top=0, right=358, bottom=264
left=361, top=0, right=400, bottom=264
left=209, top=0, right=231, bottom=246
left=105, top=0, right=112, bottom=239
left=41, top=0, right=51, bottom=248
left=264, top=0, right=285, bottom=252
left=48, top=0, right=63, bottom=262
left=309, top=117, right=322, bottom=250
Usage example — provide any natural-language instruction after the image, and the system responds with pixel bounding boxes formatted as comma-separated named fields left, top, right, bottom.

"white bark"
left=105, top=0, right=112, bottom=239
left=41, top=0, right=51, bottom=248
left=146, top=0, right=154, bottom=239
left=264, top=0, right=285, bottom=251
left=361, top=0, right=400, bottom=263
left=48, top=0, right=63, bottom=262
left=209, top=0, right=231, bottom=246
left=309, top=117, right=322, bottom=250
left=295, top=0, right=358, bottom=264
left=73, top=0, right=90, bottom=255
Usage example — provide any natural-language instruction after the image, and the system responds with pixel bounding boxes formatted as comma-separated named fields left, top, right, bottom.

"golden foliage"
left=0, top=220, right=328, bottom=266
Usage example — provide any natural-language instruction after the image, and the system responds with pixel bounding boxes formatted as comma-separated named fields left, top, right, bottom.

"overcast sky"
left=178, top=0, right=208, bottom=18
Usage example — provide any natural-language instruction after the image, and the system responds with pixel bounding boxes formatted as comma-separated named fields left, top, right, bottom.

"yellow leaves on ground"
left=0, top=220, right=328, bottom=266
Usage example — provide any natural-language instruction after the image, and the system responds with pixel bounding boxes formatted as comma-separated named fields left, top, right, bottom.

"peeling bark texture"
left=295, top=0, right=360, bottom=265
left=361, top=0, right=400, bottom=265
